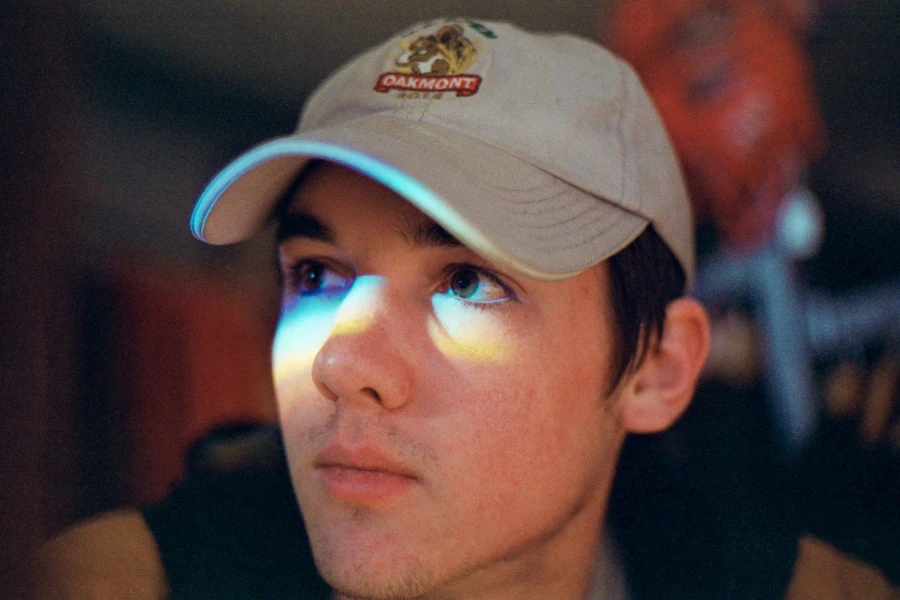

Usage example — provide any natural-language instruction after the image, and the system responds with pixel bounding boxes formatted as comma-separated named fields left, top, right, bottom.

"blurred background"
left=2, top=0, right=898, bottom=596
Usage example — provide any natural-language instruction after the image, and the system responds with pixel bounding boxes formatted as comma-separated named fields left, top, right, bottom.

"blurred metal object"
left=775, top=186, right=824, bottom=261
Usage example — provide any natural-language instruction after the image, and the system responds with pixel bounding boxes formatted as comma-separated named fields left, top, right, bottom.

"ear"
left=617, top=297, right=711, bottom=434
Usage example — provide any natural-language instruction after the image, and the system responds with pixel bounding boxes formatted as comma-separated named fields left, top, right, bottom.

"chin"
left=313, top=545, right=438, bottom=600
left=301, top=507, right=433, bottom=597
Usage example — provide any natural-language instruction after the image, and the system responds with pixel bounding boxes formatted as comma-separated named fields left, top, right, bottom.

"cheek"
left=428, top=283, right=613, bottom=446
left=429, top=322, right=611, bottom=489
left=498, top=309, right=612, bottom=465
left=421, top=360, right=611, bottom=544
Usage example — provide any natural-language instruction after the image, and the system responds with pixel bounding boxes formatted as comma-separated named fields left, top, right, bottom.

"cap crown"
left=299, top=19, right=693, bottom=281
left=191, top=19, right=694, bottom=288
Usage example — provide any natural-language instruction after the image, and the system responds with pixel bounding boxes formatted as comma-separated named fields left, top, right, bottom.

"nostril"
left=315, top=378, right=338, bottom=401
left=361, top=387, right=382, bottom=404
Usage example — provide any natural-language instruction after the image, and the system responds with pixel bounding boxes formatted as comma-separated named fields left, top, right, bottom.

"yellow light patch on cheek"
left=329, top=316, right=369, bottom=336
left=428, top=298, right=512, bottom=362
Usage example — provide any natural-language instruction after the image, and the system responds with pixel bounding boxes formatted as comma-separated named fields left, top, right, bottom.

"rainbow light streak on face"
left=428, top=294, right=510, bottom=362
left=272, top=276, right=383, bottom=391
left=272, top=273, right=512, bottom=397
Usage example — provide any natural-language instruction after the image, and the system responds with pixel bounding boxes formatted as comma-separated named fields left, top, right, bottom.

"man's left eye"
left=442, top=266, right=510, bottom=303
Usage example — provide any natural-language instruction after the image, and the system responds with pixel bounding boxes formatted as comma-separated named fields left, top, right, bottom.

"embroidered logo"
left=375, top=23, right=482, bottom=97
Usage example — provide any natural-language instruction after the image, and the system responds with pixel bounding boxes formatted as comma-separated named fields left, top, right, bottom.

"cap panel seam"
left=616, top=59, right=634, bottom=214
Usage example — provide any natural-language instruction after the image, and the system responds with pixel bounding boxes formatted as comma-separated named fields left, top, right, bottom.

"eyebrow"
left=405, top=220, right=463, bottom=249
left=276, top=213, right=334, bottom=245
left=277, top=210, right=463, bottom=250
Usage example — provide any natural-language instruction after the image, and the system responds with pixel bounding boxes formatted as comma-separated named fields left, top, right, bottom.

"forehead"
left=288, top=162, right=413, bottom=214
left=278, top=161, right=463, bottom=250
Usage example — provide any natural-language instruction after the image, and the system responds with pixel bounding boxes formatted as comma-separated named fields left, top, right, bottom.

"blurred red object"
left=110, top=261, right=278, bottom=504
left=604, top=0, right=826, bottom=251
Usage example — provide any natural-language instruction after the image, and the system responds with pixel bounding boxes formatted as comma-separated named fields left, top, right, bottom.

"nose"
left=311, top=276, right=414, bottom=410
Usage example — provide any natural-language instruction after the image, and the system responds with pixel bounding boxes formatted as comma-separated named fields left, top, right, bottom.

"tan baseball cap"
left=191, top=18, right=694, bottom=288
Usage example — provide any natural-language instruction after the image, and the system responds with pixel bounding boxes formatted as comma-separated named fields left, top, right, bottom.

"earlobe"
left=618, top=298, right=711, bottom=434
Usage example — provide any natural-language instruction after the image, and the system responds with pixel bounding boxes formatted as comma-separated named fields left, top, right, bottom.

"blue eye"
left=289, top=261, right=351, bottom=297
left=443, top=266, right=511, bottom=303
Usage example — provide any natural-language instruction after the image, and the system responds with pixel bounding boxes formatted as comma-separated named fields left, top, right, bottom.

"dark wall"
left=1, top=2, right=83, bottom=595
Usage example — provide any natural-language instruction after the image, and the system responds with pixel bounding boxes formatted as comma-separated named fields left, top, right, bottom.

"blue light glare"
left=272, top=276, right=384, bottom=388
left=272, top=294, right=340, bottom=388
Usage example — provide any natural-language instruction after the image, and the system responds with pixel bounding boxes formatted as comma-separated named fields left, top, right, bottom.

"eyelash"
left=281, top=259, right=517, bottom=306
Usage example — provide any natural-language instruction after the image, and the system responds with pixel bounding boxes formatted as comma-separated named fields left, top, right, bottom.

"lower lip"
left=318, top=466, right=416, bottom=504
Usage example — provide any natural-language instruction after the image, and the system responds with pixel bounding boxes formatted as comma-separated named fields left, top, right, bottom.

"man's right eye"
left=287, top=260, right=352, bottom=297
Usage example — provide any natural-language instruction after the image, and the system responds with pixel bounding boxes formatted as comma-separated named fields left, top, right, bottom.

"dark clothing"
left=144, top=435, right=330, bottom=600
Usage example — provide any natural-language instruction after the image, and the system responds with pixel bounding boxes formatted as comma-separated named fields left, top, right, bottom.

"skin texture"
left=272, top=162, right=709, bottom=600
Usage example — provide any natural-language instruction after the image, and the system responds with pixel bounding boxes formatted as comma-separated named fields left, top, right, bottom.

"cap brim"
left=191, top=115, right=648, bottom=281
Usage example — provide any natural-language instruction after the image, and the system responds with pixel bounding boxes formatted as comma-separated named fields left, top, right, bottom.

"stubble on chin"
left=317, top=549, right=439, bottom=600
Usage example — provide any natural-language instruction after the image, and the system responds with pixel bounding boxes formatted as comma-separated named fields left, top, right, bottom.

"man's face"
left=273, top=162, right=628, bottom=598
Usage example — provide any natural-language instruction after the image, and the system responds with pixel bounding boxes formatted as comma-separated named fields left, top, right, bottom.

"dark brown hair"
left=606, top=226, right=686, bottom=388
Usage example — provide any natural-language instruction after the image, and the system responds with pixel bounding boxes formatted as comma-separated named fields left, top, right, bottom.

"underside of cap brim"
left=191, top=115, right=651, bottom=282
left=191, top=143, right=310, bottom=245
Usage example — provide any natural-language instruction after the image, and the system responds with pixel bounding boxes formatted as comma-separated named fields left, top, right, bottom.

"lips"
left=315, top=443, right=417, bottom=504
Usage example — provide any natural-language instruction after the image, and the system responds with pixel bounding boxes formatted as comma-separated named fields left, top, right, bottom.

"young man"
left=34, top=17, right=897, bottom=600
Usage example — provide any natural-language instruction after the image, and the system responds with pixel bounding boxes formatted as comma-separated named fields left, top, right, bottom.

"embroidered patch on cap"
left=375, top=21, right=491, bottom=98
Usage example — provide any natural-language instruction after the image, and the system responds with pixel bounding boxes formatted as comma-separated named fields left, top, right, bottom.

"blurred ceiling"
left=74, top=0, right=602, bottom=111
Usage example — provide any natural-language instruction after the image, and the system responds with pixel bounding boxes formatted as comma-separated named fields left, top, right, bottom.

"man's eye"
left=442, top=266, right=511, bottom=303
left=289, top=261, right=351, bottom=297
